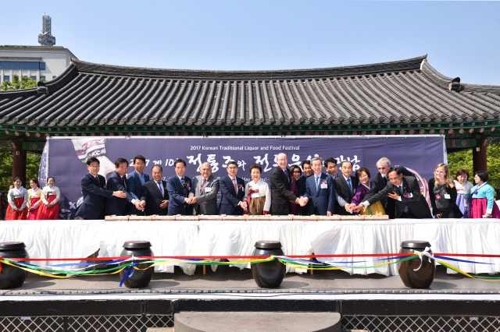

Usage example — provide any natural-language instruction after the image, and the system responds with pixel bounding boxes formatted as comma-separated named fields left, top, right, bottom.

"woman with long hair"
left=289, top=165, right=306, bottom=215
left=428, top=163, right=462, bottom=218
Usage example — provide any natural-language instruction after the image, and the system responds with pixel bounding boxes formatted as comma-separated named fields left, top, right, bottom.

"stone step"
left=174, top=311, right=341, bottom=332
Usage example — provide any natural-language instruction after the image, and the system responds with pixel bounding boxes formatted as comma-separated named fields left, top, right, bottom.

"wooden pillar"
left=472, top=136, right=488, bottom=173
left=11, top=140, right=27, bottom=184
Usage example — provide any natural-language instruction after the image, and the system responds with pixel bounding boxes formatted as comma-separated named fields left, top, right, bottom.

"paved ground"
left=3, top=266, right=500, bottom=296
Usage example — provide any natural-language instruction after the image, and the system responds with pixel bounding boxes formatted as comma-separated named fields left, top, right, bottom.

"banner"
left=39, top=135, right=446, bottom=218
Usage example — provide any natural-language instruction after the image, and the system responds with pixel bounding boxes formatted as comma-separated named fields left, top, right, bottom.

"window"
left=40, top=76, right=46, bottom=82
left=2, top=75, right=10, bottom=82
left=0, top=61, right=46, bottom=70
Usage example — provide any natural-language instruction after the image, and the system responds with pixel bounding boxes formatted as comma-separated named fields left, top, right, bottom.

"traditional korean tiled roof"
left=1, top=55, right=499, bottom=136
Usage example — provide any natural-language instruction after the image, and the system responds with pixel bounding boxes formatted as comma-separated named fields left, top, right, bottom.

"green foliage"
left=0, top=145, right=41, bottom=191
left=0, top=76, right=38, bottom=91
left=26, top=152, right=42, bottom=185
left=448, top=142, right=500, bottom=189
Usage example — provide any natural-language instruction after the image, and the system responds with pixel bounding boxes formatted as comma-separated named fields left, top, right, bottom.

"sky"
left=1, top=0, right=499, bottom=84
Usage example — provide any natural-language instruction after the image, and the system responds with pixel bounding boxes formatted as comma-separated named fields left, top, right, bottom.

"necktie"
left=180, top=177, right=185, bottom=186
left=201, top=179, right=207, bottom=192
left=232, top=178, right=238, bottom=193
left=157, top=181, right=163, bottom=196
left=315, top=176, right=320, bottom=190
left=347, top=178, right=353, bottom=194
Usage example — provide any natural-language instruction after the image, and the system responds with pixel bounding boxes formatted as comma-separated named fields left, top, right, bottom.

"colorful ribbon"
left=2, top=252, right=500, bottom=283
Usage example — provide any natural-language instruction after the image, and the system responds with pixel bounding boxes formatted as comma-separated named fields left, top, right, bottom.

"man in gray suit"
left=190, top=162, right=219, bottom=215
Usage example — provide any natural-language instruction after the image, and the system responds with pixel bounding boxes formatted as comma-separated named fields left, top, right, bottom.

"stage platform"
left=2, top=218, right=500, bottom=330
left=1, top=267, right=500, bottom=331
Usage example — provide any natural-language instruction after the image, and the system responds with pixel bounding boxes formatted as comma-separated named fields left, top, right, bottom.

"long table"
left=1, top=218, right=499, bottom=276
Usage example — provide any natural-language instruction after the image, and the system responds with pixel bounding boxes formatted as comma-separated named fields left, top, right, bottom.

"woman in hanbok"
left=26, top=178, right=42, bottom=220
left=428, top=163, right=462, bottom=218
left=37, top=177, right=61, bottom=220
left=350, top=167, right=385, bottom=215
left=453, top=169, right=473, bottom=217
left=5, top=177, right=28, bottom=220
left=245, top=164, right=271, bottom=215
left=469, top=170, right=500, bottom=218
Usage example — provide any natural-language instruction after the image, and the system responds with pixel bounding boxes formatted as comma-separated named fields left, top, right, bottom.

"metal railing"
left=0, top=314, right=174, bottom=332
left=342, top=315, right=500, bottom=332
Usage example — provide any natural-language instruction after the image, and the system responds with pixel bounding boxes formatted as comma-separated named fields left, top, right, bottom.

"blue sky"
left=1, top=0, right=499, bottom=84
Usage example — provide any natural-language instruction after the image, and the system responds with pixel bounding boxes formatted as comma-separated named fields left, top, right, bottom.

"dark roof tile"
left=1, top=55, right=499, bottom=133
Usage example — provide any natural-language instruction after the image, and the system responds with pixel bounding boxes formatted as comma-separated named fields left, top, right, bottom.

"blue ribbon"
left=119, top=263, right=137, bottom=287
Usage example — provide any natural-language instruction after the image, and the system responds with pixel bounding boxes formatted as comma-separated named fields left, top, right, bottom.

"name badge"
left=204, top=187, right=212, bottom=193
left=320, top=183, right=328, bottom=189
left=403, top=192, right=413, bottom=199
left=444, top=193, right=451, bottom=199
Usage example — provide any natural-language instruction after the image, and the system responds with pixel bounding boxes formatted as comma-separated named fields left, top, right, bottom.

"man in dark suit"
left=127, top=155, right=150, bottom=214
left=270, top=153, right=306, bottom=215
left=219, top=160, right=246, bottom=215
left=334, top=160, right=359, bottom=215
left=355, top=167, right=432, bottom=219
left=105, top=158, right=144, bottom=216
left=75, top=157, right=127, bottom=219
left=192, top=162, right=219, bottom=215
left=304, top=157, right=336, bottom=215
left=366, top=157, right=394, bottom=218
left=141, top=165, right=169, bottom=216
left=167, top=159, right=194, bottom=215
left=324, top=157, right=338, bottom=180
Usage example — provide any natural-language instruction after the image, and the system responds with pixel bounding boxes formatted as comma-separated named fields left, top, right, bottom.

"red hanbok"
left=37, top=186, right=61, bottom=220
left=5, top=187, right=28, bottom=220
left=27, top=188, right=42, bottom=220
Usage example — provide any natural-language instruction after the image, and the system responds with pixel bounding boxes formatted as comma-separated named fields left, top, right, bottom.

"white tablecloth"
left=1, top=219, right=499, bottom=276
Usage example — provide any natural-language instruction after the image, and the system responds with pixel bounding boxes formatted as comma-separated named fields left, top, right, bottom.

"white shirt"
left=41, top=185, right=61, bottom=205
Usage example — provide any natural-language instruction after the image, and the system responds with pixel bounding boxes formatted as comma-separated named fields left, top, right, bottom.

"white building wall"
left=0, top=46, right=75, bottom=84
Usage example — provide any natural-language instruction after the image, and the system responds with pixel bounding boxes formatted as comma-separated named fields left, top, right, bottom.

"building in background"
left=0, top=15, right=76, bottom=84
left=38, top=14, right=56, bottom=47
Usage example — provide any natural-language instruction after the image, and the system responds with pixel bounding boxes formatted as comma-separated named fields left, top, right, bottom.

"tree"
left=0, top=76, right=38, bottom=91
left=0, top=144, right=41, bottom=191
left=447, top=142, right=500, bottom=189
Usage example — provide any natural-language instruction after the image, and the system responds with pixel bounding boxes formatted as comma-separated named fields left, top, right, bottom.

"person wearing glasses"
left=366, top=157, right=395, bottom=218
